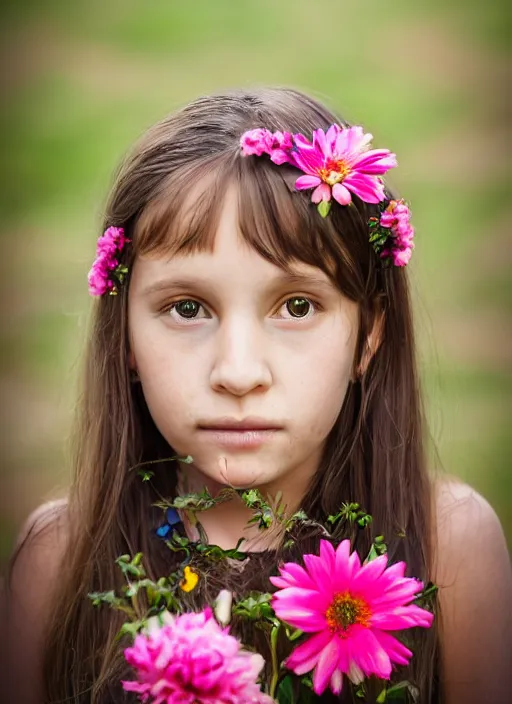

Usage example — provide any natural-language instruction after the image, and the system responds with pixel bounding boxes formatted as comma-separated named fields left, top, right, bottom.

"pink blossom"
left=87, top=226, right=129, bottom=296
left=122, top=608, right=274, bottom=704
left=240, top=128, right=293, bottom=165
left=270, top=540, right=433, bottom=696
left=291, top=124, right=397, bottom=206
left=378, top=200, right=415, bottom=267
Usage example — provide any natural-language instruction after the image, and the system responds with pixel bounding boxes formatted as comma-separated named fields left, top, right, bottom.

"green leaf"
left=317, top=200, right=331, bottom=218
left=88, top=590, right=118, bottom=607
left=275, top=675, right=294, bottom=704
left=365, top=535, right=387, bottom=564
left=233, top=592, right=274, bottom=620
left=300, top=674, right=313, bottom=690
left=377, top=687, right=387, bottom=703
left=118, top=620, right=144, bottom=640
left=385, top=680, right=420, bottom=702
left=284, top=626, right=303, bottom=642
left=140, top=470, right=154, bottom=481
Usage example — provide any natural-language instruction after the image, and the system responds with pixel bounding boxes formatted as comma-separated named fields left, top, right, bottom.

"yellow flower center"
left=325, top=593, right=371, bottom=636
left=180, top=565, right=199, bottom=592
left=319, top=160, right=351, bottom=185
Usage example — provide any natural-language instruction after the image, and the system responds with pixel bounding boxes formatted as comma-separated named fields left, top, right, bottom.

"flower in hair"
left=88, top=226, right=129, bottom=296
left=369, top=199, right=415, bottom=267
left=122, top=607, right=274, bottom=704
left=240, top=124, right=397, bottom=216
left=241, top=128, right=293, bottom=165
left=270, top=539, right=433, bottom=696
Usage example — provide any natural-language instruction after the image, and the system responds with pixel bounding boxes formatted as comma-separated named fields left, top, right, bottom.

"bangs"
left=134, top=151, right=372, bottom=297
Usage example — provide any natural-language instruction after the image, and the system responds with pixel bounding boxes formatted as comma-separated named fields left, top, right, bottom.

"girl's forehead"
left=132, top=155, right=357, bottom=293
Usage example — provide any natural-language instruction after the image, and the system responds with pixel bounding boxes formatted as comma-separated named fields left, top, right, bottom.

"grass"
left=0, top=0, right=510, bottom=561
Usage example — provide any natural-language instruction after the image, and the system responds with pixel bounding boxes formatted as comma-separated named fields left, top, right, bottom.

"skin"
left=128, top=186, right=359, bottom=547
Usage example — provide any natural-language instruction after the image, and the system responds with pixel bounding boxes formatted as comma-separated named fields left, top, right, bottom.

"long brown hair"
left=42, top=88, right=438, bottom=702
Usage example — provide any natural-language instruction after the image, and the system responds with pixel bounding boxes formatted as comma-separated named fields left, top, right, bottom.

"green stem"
left=268, top=622, right=280, bottom=698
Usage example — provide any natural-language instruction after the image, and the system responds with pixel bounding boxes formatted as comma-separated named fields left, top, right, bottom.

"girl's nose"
left=209, top=318, right=273, bottom=397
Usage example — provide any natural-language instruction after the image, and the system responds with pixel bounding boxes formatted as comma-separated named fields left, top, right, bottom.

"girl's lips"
left=197, top=416, right=283, bottom=431
left=197, top=428, right=280, bottom=449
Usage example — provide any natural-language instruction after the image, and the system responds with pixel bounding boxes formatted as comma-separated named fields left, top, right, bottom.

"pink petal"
left=393, top=248, right=413, bottom=266
left=331, top=182, right=352, bottom=205
left=381, top=561, right=406, bottom=581
left=330, top=668, right=344, bottom=694
left=303, top=552, right=334, bottom=590
left=273, top=587, right=330, bottom=614
left=295, top=174, right=322, bottom=190
left=270, top=149, right=291, bottom=165
left=286, top=630, right=333, bottom=674
left=273, top=603, right=327, bottom=632
left=343, top=173, right=385, bottom=203
left=274, top=562, right=318, bottom=589
left=333, top=126, right=353, bottom=156
left=292, top=149, right=323, bottom=175
left=332, top=540, right=352, bottom=592
left=352, top=149, right=397, bottom=174
left=319, top=540, right=336, bottom=572
left=312, top=637, right=340, bottom=695
left=350, top=554, right=388, bottom=595
left=335, top=126, right=371, bottom=160
left=370, top=604, right=434, bottom=630
left=325, top=124, right=341, bottom=147
left=313, top=128, right=330, bottom=158
left=311, top=183, right=331, bottom=203
left=350, top=626, right=392, bottom=680
left=293, top=133, right=315, bottom=151
left=372, top=629, right=413, bottom=667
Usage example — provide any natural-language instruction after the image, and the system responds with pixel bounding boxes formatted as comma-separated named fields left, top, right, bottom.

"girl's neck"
left=175, top=464, right=295, bottom=551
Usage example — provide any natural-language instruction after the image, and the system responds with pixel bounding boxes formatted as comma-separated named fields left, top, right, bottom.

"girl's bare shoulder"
left=6, top=497, right=69, bottom=617
left=12, top=497, right=69, bottom=567
left=2, top=499, right=70, bottom=703
left=432, top=477, right=512, bottom=703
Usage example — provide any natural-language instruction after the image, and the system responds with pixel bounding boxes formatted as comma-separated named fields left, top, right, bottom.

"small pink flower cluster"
left=241, top=128, right=292, bottom=165
left=87, top=226, right=129, bottom=296
left=379, top=200, right=415, bottom=267
left=122, top=608, right=274, bottom=704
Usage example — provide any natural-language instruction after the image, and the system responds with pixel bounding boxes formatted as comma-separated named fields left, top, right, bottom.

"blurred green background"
left=1, top=0, right=510, bottom=562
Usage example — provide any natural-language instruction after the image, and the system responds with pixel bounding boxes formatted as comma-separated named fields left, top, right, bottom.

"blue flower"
left=156, top=507, right=182, bottom=538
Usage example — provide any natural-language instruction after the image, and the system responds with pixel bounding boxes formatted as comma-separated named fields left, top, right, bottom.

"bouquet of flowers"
left=90, top=471, right=436, bottom=703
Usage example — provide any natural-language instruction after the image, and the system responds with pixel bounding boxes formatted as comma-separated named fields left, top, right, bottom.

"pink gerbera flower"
left=270, top=540, right=433, bottom=696
left=291, top=124, right=397, bottom=207
left=122, top=608, right=274, bottom=704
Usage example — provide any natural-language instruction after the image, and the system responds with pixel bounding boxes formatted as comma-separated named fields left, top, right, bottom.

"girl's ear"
left=354, top=311, right=384, bottom=380
left=128, top=350, right=137, bottom=370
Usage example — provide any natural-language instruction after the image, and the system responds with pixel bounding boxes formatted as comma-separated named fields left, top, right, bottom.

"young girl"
left=4, top=87, right=511, bottom=703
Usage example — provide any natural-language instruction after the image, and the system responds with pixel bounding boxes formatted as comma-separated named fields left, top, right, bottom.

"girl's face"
left=128, top=187, right=358, bottom=506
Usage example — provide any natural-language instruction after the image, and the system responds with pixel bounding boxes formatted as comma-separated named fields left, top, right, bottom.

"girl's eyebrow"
left=141, top=270, right=335, bottom=297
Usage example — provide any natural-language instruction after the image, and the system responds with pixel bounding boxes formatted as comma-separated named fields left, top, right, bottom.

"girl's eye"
left=280, top=297, right=315, bottom=319
left=168, top=299, right=207, bottom=321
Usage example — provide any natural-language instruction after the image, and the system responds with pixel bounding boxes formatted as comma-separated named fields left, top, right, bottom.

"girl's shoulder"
left=432, top=477, right=512, bottom=703
left=432, top=476, right=506, bottom=563
left=2, top=498, right=69, bottom=703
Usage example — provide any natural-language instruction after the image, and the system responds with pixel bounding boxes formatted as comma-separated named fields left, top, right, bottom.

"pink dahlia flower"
left=87, top=226, right=129, bottom=296
left=240, top=128, right=293, bottom=165
left=270, top=540, right=433, bottom=696
left=379, top=199, right=415, bottom=267
left=122, top=607, right=274, bottom=704
left=291, top=124, right=397, bottom=206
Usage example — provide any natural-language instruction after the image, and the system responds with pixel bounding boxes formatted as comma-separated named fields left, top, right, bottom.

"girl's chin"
left=196, top=459, right=278, bottom=493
